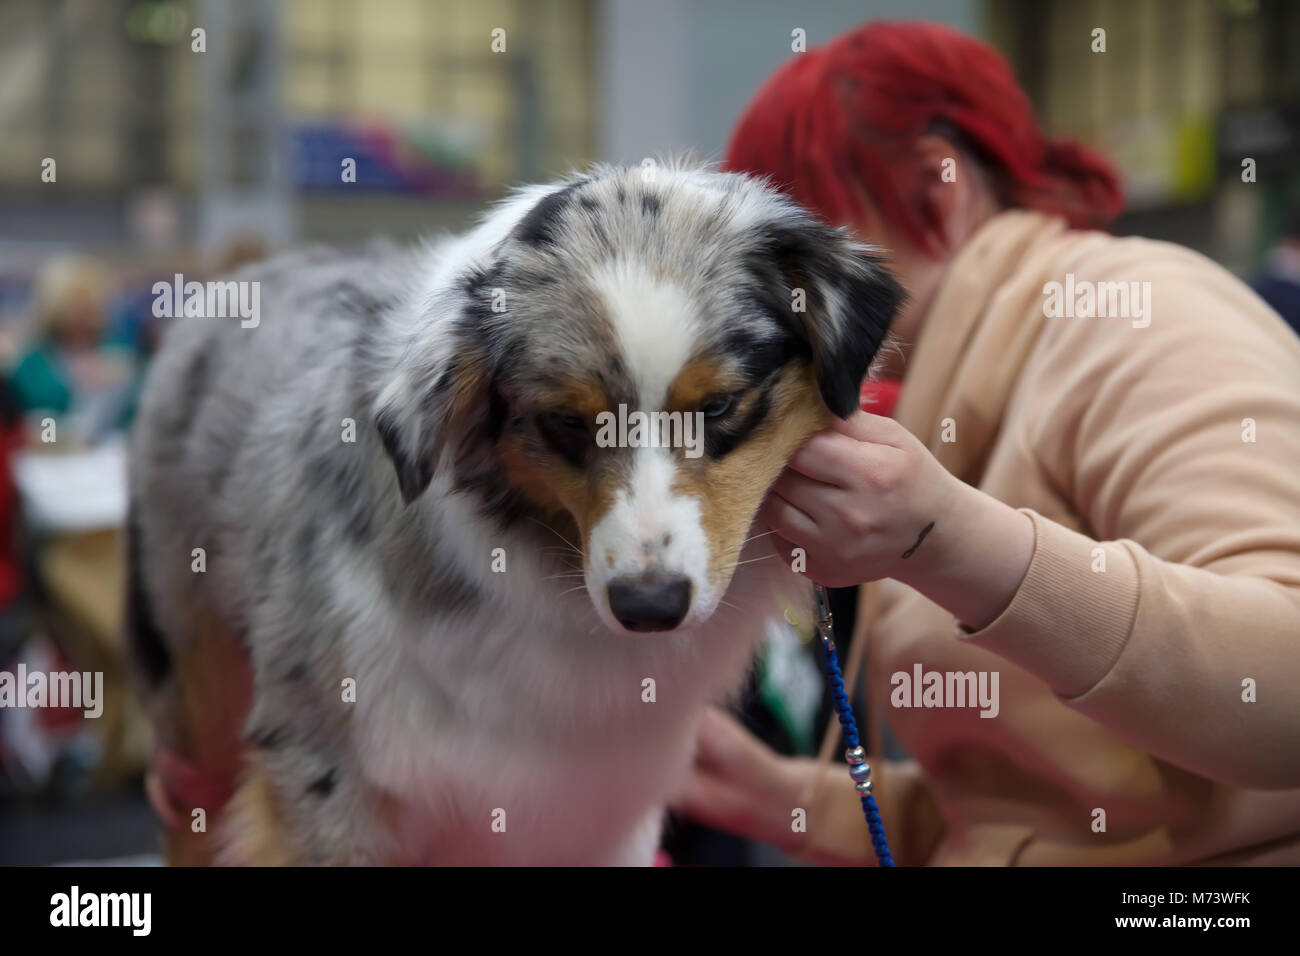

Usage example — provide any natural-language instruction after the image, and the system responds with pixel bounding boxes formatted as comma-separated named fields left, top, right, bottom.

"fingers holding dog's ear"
left=828, top=410, right=911, bottom=448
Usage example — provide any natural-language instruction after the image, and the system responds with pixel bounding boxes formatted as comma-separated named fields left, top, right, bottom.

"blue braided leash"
left=813, top=583, right=895, bottom=867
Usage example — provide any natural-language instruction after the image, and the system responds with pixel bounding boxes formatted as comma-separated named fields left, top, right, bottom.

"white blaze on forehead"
left=590, top=259, right=697, bottom=408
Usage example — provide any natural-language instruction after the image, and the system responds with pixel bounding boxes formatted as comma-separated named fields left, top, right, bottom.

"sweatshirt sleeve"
left=960, top=243, right=1300, bottom=789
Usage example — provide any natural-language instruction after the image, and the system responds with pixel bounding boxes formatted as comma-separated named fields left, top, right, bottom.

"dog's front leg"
left=214, top=753, right=392, bottom=866
left=213, top=756, right=301, bottom=865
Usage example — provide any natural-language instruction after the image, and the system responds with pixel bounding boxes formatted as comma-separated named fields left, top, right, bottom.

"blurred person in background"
left=674, top=20, right=1300, bottom=866
left=1253, top=205, right=1300, bottom=339
left=8, top=255, right=137, bottom=446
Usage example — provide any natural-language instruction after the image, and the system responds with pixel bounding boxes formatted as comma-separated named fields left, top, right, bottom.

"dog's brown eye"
left=537, top=410, right=592, bottom=467
left=538, top=410, right=588, bottom=432
left=700, top=396, right=735, bottom=419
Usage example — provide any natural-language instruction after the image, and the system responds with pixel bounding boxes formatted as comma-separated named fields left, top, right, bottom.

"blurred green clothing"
left=9, top=342, right=72, bottom=415
left=7, top=340, right=140, bottom=432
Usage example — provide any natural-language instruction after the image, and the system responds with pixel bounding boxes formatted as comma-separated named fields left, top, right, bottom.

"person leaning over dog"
left=673, top=21, right=1300, bottom=866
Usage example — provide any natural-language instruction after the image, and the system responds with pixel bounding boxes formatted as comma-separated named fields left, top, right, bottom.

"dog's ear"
left=373, top=358, right=490, bottom=505
left=372, top=281, right=500, bottom=504
left=757, top=217, right=905, bottom=418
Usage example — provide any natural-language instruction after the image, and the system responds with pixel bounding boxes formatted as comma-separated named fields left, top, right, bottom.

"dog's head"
left=374, top=163, right=902, bottom=634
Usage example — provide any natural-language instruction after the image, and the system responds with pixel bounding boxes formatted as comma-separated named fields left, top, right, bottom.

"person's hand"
left=761, top=412, right=956, bottom=587
left=669, top=708, right=942, bottom=866
left=759, top=411, right=1035, bottom=630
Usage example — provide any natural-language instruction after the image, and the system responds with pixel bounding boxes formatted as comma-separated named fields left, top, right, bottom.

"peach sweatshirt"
left=853, top=209, right=1300, bottom=866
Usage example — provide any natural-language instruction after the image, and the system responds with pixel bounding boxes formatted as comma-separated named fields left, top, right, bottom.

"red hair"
left=724, top=21, right=1123, bottom=251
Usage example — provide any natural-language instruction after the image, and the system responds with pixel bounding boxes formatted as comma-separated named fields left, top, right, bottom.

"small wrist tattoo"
left=900, top=521, right=935, bottom=559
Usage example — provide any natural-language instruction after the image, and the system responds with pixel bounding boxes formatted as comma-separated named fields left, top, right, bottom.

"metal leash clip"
left=813, top=583, right=836, bottom=650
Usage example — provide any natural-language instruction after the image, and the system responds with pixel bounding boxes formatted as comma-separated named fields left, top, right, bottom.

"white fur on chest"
left=339, top=530, right=801, bottom=864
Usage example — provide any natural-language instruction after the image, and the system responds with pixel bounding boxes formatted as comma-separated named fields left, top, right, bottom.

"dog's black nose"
left=607, top=574, right=692, bottom=632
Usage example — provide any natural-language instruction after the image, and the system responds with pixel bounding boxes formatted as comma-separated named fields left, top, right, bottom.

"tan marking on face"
left=546, top=378, right=611, bottom=423
left=671, top=363, right=830, bottom=596
left=497, top=435, right=586, bottom=548
left=665, top=360, right=739, bottom=411
left=495, top=371, right=623, bottom=565
left=570, top=468, right=621, bottom=560
left=440, top=352, right=492, bottom=455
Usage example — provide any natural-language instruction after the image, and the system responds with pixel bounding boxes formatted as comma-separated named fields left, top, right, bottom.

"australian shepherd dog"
left=127, top=161, right=902, bottom=864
